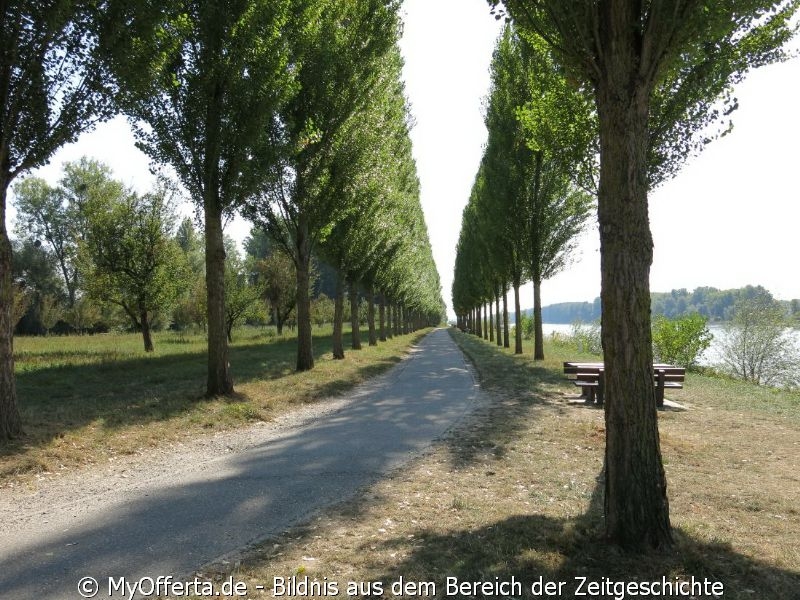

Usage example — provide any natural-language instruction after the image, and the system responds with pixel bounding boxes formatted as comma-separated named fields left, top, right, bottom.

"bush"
left=651, top=313, right=712, bottom=369
left=571, top=320, right=602, bottom=355
left=718, top=297, right=799, bottom=387
left=518, top=313, right=535, bottom=340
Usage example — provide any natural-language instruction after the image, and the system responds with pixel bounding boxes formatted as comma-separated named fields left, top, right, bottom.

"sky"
left=15, top=0, right=800, bottom=320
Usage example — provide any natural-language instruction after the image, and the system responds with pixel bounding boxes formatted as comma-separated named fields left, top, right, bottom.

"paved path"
left=0, top=329, right=481, bottom=599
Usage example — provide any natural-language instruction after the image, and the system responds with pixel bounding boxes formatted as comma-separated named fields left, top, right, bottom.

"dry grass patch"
left=207, top=328, right=799, bottom=599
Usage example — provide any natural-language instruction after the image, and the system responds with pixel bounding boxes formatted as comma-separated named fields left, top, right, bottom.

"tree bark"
left=204, top=198, right=233, bottom=396
left=476, top=304, right=482, bottom=338
left=483, top=302, right=489, bottom=340
left=502, top=290, right=509, bottom=349
left=0, top=181, right=22, bottom=440
left=595, top=16, right=672, bottom=548
left=495, top=292, right=501, bottom=347
left=513, top=283, right=522, bottom=354
left=378, top=293, right=386, bottom=342
left=332, top=271, right=344, bottom=360
left=533, top=279, right=544, bottom=360
left=349, top=280, right=361, bottom=350
left=367, top=286, right=377, bottom=346
left=295, top=215, right=314, bottom=371
left=488, top=299, right=494, bottom=342
left=140, top=308, right=154, bottom=352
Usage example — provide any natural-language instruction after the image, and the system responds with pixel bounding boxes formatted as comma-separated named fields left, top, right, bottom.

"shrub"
left=651, top=313, right=712, bottom=369
left=519, top=313, right=535, bottom=340
left=571, top=320, right=602, bottom=355
left=718, top=297, right=799, bottom=387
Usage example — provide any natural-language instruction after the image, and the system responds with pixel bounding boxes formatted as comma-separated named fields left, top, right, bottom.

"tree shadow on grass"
left=383, top=331, right=800, bottom=598
left=1, top=330, right=414, bottom=466
left=447, top=329, right=571, bottom=467
left=372, top=473, right=800, bottom=599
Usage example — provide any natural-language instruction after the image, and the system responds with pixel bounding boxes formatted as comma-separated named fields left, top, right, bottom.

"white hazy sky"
left=15, top=0, right=800, bottom=319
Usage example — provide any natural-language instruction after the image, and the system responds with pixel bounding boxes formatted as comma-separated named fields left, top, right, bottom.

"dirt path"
left=0, top=329, right=484, bottom=599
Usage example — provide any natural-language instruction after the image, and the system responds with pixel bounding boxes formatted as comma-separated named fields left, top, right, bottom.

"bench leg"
left=656, top=370, right=665, bottom=408
left=596, top=370, right=604, bottom=405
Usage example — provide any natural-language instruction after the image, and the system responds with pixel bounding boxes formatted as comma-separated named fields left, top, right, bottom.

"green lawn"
left=3, top=325, right=429, bottom=484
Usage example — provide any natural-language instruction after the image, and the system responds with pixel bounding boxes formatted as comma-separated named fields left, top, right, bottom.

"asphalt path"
left=0, top=328, right=481, bottom=599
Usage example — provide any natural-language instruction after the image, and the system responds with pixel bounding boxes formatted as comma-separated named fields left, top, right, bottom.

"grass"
left=2, top=325, right=430, bottom=487
left=211, top=328, right=800, bottom=599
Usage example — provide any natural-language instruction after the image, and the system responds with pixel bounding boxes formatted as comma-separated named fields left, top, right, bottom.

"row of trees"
left=1, top=1, right=444, bottom=441
left=452, top=25, right=593, bottom=362
left=455, top=0, right=798, bottom=550
left=12, top=158, right=425, bottom=350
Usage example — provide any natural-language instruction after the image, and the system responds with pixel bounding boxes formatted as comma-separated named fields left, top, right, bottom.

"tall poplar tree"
left=103, top=0, right=295, bottom=395
left=489, top=0, right=799, bottom=549
left=245, top=0, right=402, bottom=371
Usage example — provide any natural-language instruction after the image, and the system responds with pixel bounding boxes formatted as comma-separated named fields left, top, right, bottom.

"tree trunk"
left=502, top=290, right=509, bottom=348
left=533, top=278, right=544, bottom=360
left=273, top=306, right=284, bottom=335
left=0, top=180, right=22, bottom=440
left=204, top=198, right=233, bottom=396
left=349, top=280, right=361, bottom=350
left=140, top=309, right=154, bottom=352
left=393, top=302, right=399, bottom=336
left=476, top=304, right=482, bottom=338
left=386, top=302, right=393, bottom=339
left=379, top=293, right=386, bottom=342
left=488, top=299, right=494, bottom=342
left=513, top=283, right=522, bottom=354
left=295, top=215, right=314, bottom=371
left=483, top=302, right=489, bottom=340
left=495, top=292, right=501, bottom=347
left=367, top=286, right=377, bottom=346
left=596, top=33, right=672, bottom=548
left=332, top=271, right=344, bottom=360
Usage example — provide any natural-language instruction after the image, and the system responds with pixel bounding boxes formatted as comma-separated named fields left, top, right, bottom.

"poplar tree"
left=489, top=0, right=799, bottom=549
left=103, top=0, right=295, bottom=395
left=245, top=0, right=402, bottom=371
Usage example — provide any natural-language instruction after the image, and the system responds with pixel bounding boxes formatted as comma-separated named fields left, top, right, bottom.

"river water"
left=541, top=322, right=800, bottom=368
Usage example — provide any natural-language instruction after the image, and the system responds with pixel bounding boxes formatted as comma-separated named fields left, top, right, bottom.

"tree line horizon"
left=521, top=285, right=800, bottom=325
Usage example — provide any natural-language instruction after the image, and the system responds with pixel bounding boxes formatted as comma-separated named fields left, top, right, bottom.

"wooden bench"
left=563, top=362, right=685, bottom=407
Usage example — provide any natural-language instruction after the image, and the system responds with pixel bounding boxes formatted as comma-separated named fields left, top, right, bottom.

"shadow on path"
left=0, top=329, right=482, bottom=599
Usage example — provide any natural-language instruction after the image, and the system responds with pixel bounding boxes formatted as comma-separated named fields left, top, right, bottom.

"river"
left=541, top=322, right=800, bottom=368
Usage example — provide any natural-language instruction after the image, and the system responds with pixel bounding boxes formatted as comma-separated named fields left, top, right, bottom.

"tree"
left=245, top=0, right=403, bottom=371
left=720, top=296, right=799, bottom=386
left=490, top=0, right=799, bottom=549
left=311, top=294, right=334, bottom=328
left=255, top=250, right=300, bottom=336
left=104, top=0, right=295, bottom=394
left=0, top=1, right=113, bottom=440
left=652, top=313, right=712, bottom=369
left=11, top=238, right=65, bottom=333
left=79, top=185, right=187, bottom=351
left=14, top=159, right=127, bottom=308
left=223, top=243, right=263, bottom=342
